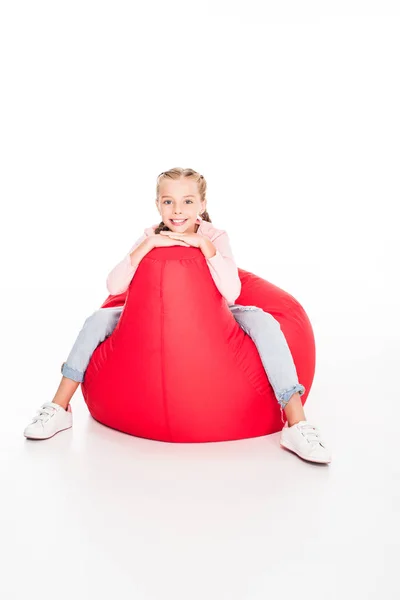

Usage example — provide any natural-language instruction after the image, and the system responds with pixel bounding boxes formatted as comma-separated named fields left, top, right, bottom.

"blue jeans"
left=61, top=304, right=305, bottom=424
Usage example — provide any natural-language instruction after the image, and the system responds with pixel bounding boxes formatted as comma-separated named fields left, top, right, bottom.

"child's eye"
left=163, top=200, right=193, bottom=204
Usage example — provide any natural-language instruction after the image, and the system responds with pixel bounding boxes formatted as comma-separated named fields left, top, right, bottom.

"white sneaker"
left=280, top=420, right=332, bottom=464
left=24, top=402, right=73, bottom=440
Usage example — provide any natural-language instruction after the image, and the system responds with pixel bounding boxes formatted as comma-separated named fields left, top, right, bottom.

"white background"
left=1, top=1, right=399, bottom=599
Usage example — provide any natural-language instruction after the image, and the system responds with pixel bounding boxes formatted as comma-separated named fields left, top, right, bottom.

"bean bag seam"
left=143, top=256, right=204, bottom=264
left=160, top=262, right=172, bottom=441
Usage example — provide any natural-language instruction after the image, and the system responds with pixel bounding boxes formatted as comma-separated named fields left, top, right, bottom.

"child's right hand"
left=148, top=234, right=190, bottom=248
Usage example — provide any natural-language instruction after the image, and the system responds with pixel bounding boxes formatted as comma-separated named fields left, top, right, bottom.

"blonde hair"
left=154, top=167, right=212, bottom=234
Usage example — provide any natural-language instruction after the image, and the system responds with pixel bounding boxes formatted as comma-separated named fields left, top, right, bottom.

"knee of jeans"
left=91, top=309, right=106, bottom=318
left=85, top=309, right=110, bottom=325
left=82, top=311, right=111, bottom=337
left=236, top=308, right=280, bottom=331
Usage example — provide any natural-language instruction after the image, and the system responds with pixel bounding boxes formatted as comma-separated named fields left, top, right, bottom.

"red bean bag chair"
left=81, top=246, right=315, bottom=442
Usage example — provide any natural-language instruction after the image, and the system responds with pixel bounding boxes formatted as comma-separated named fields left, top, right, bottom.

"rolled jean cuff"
left=276, top=384, right=306, bottom=409
left=61, top=362, right=84, bottom=383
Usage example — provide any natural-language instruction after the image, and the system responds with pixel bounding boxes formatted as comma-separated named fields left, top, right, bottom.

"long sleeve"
left=106, top=233, right=148, bottom=295
left=106, top=223, right=242, bottom=304
left=205, top=231, right=241, bottom=305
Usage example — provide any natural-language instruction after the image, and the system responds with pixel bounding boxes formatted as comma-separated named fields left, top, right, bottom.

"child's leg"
left=52, top=306, right=124, bottom=409
left=229, top=304, right=306, bottom=427
left=50, top=378, right=80, bottom=411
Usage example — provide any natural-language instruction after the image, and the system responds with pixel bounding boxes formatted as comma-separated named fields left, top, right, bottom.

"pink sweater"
left=106, top=217, right=242, bottom=305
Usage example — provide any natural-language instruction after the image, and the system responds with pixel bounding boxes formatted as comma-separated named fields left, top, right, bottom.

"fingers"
left=158, top=236, right=190, bottom=247
left=163, top=239, right=189, bottom=247
left=172, top=239, right=191, bottom=247
left=166, top=237, right=190, bottom=247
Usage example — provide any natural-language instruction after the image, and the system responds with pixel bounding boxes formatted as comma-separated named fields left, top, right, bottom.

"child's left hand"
left=160, top=231, right=204, bottom=249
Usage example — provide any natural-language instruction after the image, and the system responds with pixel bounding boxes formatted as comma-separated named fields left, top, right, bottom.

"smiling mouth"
left=170, top=219, right=188, bottom=226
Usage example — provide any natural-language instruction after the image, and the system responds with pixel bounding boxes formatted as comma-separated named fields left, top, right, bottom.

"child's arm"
left=106, top=230, right=191, bottom=295
left=106, top=234, right=152, bottom=295
left=200, top=231, right=242, bottom=305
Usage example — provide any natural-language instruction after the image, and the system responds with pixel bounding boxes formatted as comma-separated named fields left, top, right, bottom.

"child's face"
left=156, top=177, right=206, bottom=234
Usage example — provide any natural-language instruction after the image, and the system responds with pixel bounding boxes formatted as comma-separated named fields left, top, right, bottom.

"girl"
left=24, top=168, right=331, bottom=464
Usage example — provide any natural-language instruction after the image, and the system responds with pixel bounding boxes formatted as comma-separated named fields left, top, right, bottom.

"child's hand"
left=160, top=231, right=204, bottom=249
left=148, top=234, right=190, bottom=248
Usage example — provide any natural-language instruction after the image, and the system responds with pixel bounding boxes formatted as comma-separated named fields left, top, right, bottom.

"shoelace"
left=32, top=404, right=58, bottom=424
left=297, top=422, right=326, bottom=447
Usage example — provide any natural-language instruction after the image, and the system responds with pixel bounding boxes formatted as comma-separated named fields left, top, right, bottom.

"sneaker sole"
left=280, top=441, right=331, bottom=464
left=24, top=424, right=72, bottom=440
